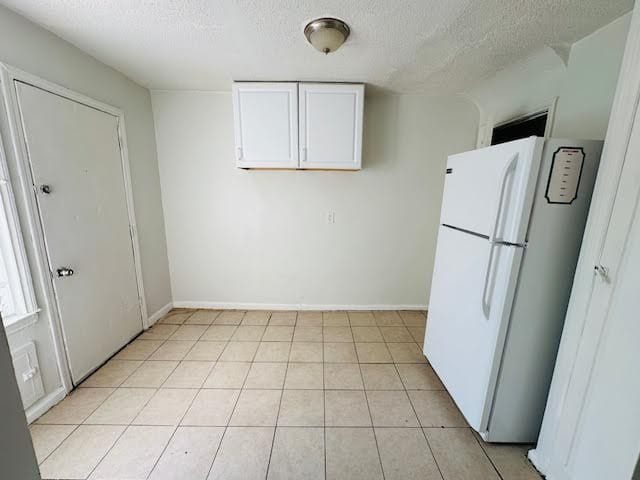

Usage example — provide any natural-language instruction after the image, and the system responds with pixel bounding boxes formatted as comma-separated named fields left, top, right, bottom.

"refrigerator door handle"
left=482, top=242, right=496, bottom=318
left=489, top=153, right=519, bottom=243
left=482, top=153, right=519, bottom=318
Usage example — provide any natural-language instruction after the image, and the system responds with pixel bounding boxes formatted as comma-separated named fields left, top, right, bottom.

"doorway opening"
left=491, top=110, right=549, bottom=145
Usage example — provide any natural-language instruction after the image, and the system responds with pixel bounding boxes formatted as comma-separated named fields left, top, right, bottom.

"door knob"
left=40, top=184, right=52, bottom=194
left=56, top=267, right=74, bottom=278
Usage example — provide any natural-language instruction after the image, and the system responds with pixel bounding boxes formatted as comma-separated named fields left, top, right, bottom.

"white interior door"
left=299, top=83, right=364, bottom=170
left=424, top=225, right=523, bottom=431
left=550, top=103, right=640, bottom=480
left=15, top=82, right=143, bottom=384
left=232, top=82, right=299, bottom=169
left=441, top=137, right=543, bottom=243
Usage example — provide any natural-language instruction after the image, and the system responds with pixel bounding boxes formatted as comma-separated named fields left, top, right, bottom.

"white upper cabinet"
left=299, top=83, right=364, bottom=170
left=232, top=82, right=364, bottom=170
left=232, top=82, right=299, bottom=169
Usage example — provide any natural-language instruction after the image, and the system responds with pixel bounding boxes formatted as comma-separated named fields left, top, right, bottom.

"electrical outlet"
left=327, top=211, right=336, bottom=224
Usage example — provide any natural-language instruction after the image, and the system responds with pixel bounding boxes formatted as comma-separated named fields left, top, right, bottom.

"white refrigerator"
left=424, top=136, right=603, bottom=443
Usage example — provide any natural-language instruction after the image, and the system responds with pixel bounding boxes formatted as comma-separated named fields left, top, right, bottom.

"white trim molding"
left=0, top=63, right=148, bottom=393
left=476, top=97, right=558, bottom=148
left=147, top=302, right=173, bottom=326
left=0, top=122, right=37, bottom=326
left=3, top=310, right=39, bottom=335
left=172, top=301, right=427, bottom=311
left=25, top=385, right=66, bottom=424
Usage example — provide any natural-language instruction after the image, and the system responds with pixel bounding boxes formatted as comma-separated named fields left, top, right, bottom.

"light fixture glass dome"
left=304, top=18, right=350, bottom=54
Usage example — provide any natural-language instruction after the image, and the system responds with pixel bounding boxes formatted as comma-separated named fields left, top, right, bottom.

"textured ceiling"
left=0, top=0, right=633, bottom=93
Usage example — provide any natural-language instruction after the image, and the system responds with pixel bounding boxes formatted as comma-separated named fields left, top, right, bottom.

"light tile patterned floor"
left=30, top=309, right=542, bottom=480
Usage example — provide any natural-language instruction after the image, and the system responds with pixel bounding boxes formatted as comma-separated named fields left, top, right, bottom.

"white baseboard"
left=146, top=302, right=173, bottom=327
left=172, top=301, right=427, bottom=311
left=25, top=386, right=67, bottom=424
left=527, top=449, right=552, bottom=479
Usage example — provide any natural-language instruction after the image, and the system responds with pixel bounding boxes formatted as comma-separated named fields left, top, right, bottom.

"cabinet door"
left=299, top=83, right=364, bottom=170
left=232, top=82, right=299, bottom=168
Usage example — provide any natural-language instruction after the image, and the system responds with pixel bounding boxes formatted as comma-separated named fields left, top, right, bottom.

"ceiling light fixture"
left=304, top=17, right=350, bottom=54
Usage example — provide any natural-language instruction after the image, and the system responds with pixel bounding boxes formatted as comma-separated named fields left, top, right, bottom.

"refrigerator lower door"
left=424, top=225, right=524, bottom=432
left=440, top=137, right=543, bottom=244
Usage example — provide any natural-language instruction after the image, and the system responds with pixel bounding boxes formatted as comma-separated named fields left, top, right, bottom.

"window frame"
left=0, top=133, right=38, bottom=332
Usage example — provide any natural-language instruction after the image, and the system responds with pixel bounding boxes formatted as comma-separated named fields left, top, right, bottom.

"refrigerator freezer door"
left=440, top=137, right=544, bottom=243
left=424, top=225, right=524, bottom=432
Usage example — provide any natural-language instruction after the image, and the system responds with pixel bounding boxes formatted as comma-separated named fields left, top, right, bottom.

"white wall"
left=469, top=13, right=631, bottom=145
left=152, top=91, right=478, bottom=309
left=0, top=5, right=171, bottom=411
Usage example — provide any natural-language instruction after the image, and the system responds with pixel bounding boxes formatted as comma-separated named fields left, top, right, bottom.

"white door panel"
left=16, top=82, right=142, bottom=383
left=232, top=82, right=299, bottom=169
left=550, top=101, right=640, bottom=480
left=299, top=83, right=363, bottom=170
left=441, top=137, right=543, bottom=243
left=424, top=226, right=523, bottom=430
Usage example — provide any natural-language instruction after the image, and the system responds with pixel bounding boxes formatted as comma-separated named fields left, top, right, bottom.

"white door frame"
left=474, top=96, right=558, bottom=148
left=0, top=63, right=148, bottom=392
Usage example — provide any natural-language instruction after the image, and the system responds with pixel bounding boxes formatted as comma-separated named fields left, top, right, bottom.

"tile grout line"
left=45, top=331, right=168, bottom=467
left=40, top=423, right=453, bottom=429
left=202, top=391, right=243, bottom=480
left=41, top=310, right=431, bottom=479
left=471, top=431, right=506, bottom=480
left=323, top=331, right=327, bottom=480
left=81, top=419, right=130, bottom=480
left=359, top=361, right=386, bottom=480
left=33, top=423, right=80, bottom=467
left=125, top=359, right=182, bottom=424
left=141, top=426, right=178, bottom=480
left=263, top=312, right=295, bottom=479
left=114, top=334, right=167, bottom=361
left=144, top=358, right=207, bottom=480
left=401, top=313, right=448, bottom=480
left=80, top=345, right=149, bottom=389
left=204, top=310, right=259, bottom=480
left=77, top=352, right=185, bottom=480
left=395, top=362, right=447, bottom=480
